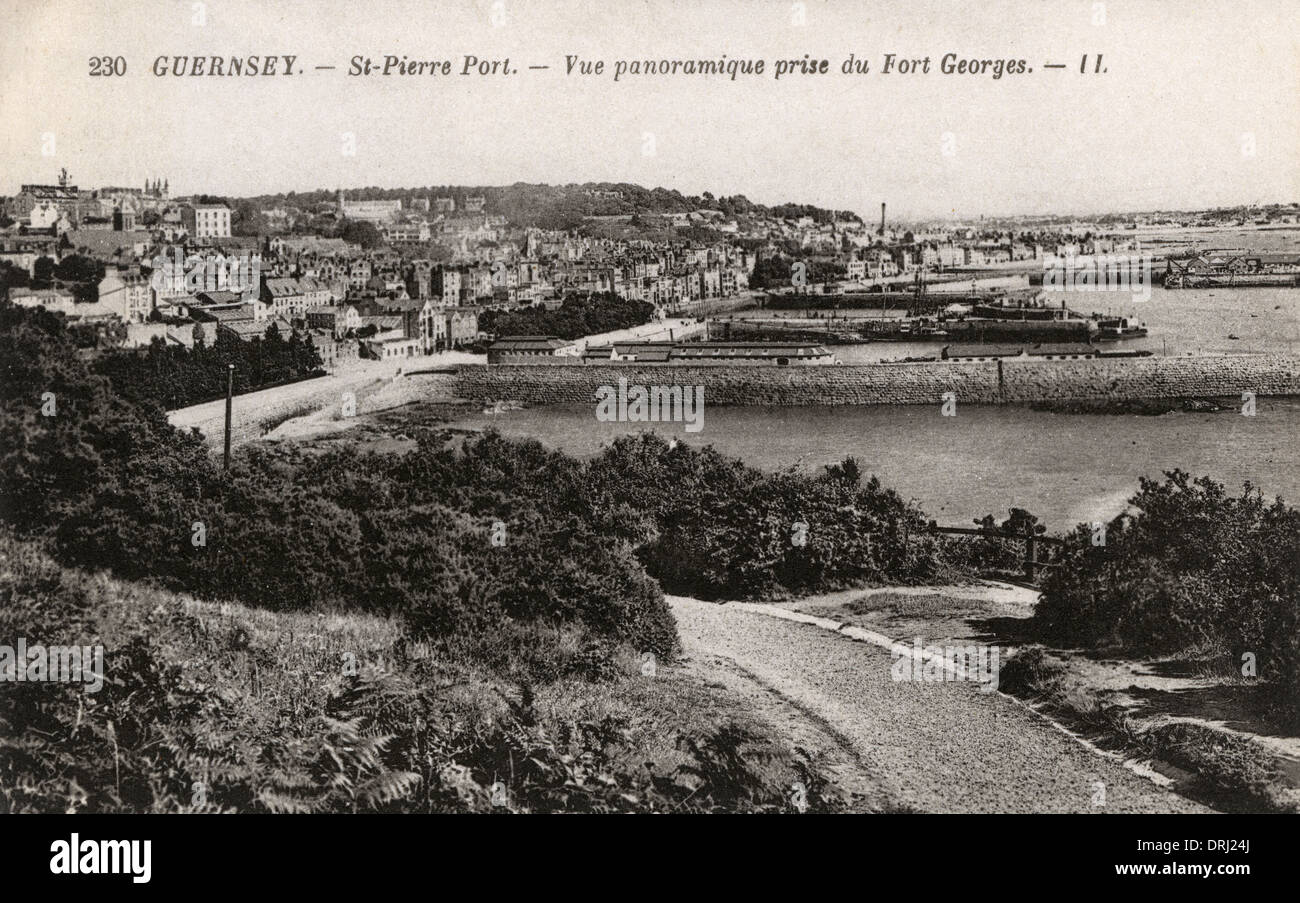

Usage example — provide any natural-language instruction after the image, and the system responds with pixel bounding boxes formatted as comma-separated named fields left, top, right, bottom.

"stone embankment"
left=403, top=353, right=1300, bottom=407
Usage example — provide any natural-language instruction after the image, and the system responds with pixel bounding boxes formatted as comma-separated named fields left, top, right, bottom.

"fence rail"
left=928, top=521, right=1066, bottom=582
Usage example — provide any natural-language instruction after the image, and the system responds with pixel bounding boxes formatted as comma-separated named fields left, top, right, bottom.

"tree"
left=232, top=200, right=267, bottom=236
left=290, top=331, right=323, bottom=376
left=32, top=257, right=56, bottom=287
left=0, top=262, right=31, bottom=293
left=54, top=254, right=103, bottom=285
left=53, top=255, right=104, bottom=303
left=340, top=220, right=383, bottom=249
left=748, top=256, right=793, bottom=291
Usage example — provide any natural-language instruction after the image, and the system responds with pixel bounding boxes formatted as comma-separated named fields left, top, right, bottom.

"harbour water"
left=450, top=397, right=1300, bottom=531
left=729, top=226, right=1300, bottom=363
left=450, top=230, right=1300, bottom=531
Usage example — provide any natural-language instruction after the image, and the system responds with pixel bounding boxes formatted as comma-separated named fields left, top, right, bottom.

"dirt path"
left=671, top=595, right=1212, bottom=813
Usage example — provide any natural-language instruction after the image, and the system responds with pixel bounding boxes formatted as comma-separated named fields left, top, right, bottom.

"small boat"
left=1227, top=334, right=1241, bottom=340
left=1095, top=317, right=1148, bottom=340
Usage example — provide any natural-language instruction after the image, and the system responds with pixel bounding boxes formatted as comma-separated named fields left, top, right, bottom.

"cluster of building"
left=833, top=233, right=1145, bottom=283
left=2, top=237, right=491, bottom=367
left=13, top=173, right=1251, bottom=378
left=0, top=176, right=775, bottom=370
left=5, top=170, right=232, bottom=243
left=1164, top=250, right=1300, bottom=288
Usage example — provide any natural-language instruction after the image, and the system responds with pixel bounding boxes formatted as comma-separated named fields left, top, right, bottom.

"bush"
left=1035, top=471, right=1300, bottom=723
left=0, top=303, right=676, bottom=661
left=584, top=435, right=946, bottom=599
left=995, top=645, right=1067, bottom=698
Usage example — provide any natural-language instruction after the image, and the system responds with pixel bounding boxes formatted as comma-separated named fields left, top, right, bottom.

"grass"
left=257, top=399, right=324, bottom=436
left=845, top=591, right=991, bottom=619
left=1138, top=721, right=1292, bottom=812
left=0, top=532, right=850, bottom=814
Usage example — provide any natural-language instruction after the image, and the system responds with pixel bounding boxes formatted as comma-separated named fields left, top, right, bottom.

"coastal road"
left=167, top=358, right=403, bottom=446
left=166, top=351, right=484, bottom=447
left=670, top=595, right=1210, bottom=813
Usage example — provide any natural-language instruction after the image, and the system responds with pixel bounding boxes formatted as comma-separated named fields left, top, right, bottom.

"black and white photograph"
left=0, top=0, right=1296, bottom=882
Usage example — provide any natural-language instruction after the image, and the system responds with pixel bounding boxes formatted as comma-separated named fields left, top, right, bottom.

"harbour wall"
left=410, top=353, right=1300, bottom=407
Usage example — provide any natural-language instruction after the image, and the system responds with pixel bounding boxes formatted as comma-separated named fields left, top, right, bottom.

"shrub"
left=0, top=536, right=840, bottom=813
left=1035, top=471, right=1300, bottom=722
left=584, top=435, right=944, bottom=599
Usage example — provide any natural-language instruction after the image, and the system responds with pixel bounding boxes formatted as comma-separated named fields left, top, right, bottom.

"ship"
left=1091, top=316, right=1148, bottom=341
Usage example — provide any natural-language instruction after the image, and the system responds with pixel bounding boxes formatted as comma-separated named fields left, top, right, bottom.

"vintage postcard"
left=1, top=0, right=1296, bottom=883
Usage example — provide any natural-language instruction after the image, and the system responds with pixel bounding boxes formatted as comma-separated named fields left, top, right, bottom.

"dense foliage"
left=1, top=302, right=871, bottom=812
left=1, top=255, right=104, bottom=303
left=0, top=535, right=844, bottom=813
left=1036, top=472, right=1300, bottom=721
left=240, top=182, right=859, bottom=232
left=339, top=220, right=384, bottom=249
left=584, top=438, right=948, bottom=599
left=0, top=262, right=31, bottom=294
left=0, top=300, right=957, bottom=661
left=0, top=303, right=674, bottom=660
left=479, top=292, right=655, bottom=341
left=748, top=255, right=846, bottom=290
left=92, top=323, right=324, bottom=410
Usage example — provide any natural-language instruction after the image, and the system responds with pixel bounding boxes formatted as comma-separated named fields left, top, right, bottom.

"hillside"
left=245, top=181, right=862, bottom=230
left=0, top=530, right=860, bottom=813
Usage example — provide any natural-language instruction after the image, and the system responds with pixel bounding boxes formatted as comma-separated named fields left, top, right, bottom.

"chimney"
left=880, top=202, right=886, bottom=235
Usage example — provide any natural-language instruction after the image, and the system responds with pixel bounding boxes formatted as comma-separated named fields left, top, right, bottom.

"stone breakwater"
left=409, top=354, right=1300, bottom=407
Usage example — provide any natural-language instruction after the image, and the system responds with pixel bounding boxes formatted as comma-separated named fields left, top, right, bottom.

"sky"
left=2, top=0, right=1297, bottom=219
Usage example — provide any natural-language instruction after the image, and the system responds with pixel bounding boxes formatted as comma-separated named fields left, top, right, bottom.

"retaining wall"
left=411, top=353, right=1300, bottom=407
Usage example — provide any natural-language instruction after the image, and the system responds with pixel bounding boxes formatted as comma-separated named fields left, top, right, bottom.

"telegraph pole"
left=223, top=363, right=234, bottom=471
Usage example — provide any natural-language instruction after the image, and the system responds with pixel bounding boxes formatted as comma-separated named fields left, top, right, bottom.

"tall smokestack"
left=880, top=202, right=886, bottom=236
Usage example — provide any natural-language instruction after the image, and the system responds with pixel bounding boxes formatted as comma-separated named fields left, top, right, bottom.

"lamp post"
left=223, top=363, right=234, bottom=470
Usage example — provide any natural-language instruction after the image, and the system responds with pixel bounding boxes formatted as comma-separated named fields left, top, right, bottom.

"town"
left=4, top=170, right=1297, bottom=391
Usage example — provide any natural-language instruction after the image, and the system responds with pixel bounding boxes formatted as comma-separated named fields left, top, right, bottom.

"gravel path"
left=671, top=595, right=1212, bottom=813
